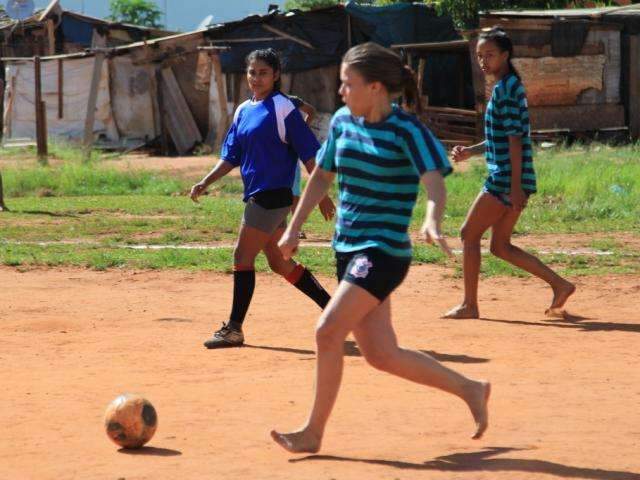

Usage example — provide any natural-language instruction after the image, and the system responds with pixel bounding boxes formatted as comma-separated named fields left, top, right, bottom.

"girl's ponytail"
left=343, top=42, right=423, bottom=113
left=401, top=64, right=422, bottom=114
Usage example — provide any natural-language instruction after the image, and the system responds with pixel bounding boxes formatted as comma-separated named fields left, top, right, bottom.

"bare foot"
left=270, top=428, right=321, bottom=454
left=546, top=281, right=576, bottom=317
left=463, top=380, right=491, bottom=440
left=442, top=304, right=479, bottom=319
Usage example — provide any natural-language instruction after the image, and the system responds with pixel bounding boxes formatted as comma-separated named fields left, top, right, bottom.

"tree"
left=284, top=0, right=340, bottom=9
left=108, top=0, right=163, bottom=28
left=435, top=0, right=620, bottom=29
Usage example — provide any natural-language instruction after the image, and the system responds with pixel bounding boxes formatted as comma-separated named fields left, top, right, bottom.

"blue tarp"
left=209, top=3, right=460, bottom=73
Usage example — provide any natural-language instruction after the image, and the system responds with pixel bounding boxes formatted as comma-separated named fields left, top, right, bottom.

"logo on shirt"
left=350, top=255, right=373, bottom=279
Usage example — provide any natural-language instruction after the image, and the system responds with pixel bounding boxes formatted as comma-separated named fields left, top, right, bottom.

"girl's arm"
left=299, top=101, right=316, bottom=125
left=451, top=140, right=486, bottom=162
left=419, top=170, right=453, bottom=257
left=190, top=159, right=235, bottom=202
left=508, top=136, right=526, bottom=210
left=301, top=157, right=336, bottom=221
left=279, top=165, right=336, bottom=259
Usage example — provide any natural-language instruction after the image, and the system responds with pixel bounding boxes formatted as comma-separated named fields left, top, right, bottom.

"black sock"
left=228, top=270, right=255, bottom=329
left=293, top=268, right=331, bottom=309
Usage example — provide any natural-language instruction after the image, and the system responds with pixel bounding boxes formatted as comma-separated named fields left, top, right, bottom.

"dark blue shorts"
left=336, top=248, right=410, bottom=301
left=482, top=186, right=531, bottom=207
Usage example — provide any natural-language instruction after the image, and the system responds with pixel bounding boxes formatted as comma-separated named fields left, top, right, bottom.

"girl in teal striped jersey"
left=443, top=28, right=575, bottom=320
left=271, top=42, right=490, bottom=454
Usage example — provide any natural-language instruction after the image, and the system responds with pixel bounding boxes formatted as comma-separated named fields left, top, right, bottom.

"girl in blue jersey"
left=190, top=49, right=334, bottom=349
left=271, top=42, right=490, bottom=454
left=443, top=28, right=575, bottom=320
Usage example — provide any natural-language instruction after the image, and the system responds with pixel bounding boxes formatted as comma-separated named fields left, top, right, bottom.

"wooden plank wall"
left=477, top=17, right=625, bottom=132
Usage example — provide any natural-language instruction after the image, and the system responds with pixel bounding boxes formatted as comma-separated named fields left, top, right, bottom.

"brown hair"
left=342, top=42, right=422, bottom=114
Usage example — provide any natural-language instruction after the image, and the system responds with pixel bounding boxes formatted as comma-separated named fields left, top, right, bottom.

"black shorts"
left=336, top=248, right=411, bottom=301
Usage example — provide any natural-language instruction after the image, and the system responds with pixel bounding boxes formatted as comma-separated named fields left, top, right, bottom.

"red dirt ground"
left=3, top=265, right=640, bottom=480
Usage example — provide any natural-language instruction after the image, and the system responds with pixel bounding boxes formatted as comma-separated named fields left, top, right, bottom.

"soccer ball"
left=104, top=394, right=157, bottom=449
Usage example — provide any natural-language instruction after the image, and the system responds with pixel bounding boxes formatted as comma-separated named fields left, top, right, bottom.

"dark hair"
left=245, top=48, right=282, bottom=91
left=342, top=42, right=422, bottom=114
left=479, top=27, right=520, bottom=79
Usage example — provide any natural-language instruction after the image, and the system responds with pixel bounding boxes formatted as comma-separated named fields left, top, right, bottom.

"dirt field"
left=3, top=265, right=640, bottom=480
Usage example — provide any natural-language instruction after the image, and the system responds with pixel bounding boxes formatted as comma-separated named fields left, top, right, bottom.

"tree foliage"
left=108, top=0, right=163, bottom=28
left=283, top=0, right=619, bottom=28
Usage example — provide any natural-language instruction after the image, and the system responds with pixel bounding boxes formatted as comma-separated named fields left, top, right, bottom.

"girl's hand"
left=189, top=182, right=207, bottom=203
left=451, top=145, right=472, bottom=163
left=278, top=228, right=300, bottom=260
left=318, top=196, right=336, bottom=221
left=509, top=188, right=527, bottom=211
left=420, top=220, right=454, bottom=258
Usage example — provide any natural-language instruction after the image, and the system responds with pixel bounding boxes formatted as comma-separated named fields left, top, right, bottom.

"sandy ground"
left=2, top=265, right=640, bottom=480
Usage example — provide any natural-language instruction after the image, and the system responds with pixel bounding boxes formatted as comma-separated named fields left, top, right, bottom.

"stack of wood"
left=420, top=106, right=477, bottom=147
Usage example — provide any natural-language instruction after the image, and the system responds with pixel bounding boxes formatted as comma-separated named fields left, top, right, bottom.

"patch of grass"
left=1, top=143, right=639, bottom=274
left=4, top=161, right=185, bottom=198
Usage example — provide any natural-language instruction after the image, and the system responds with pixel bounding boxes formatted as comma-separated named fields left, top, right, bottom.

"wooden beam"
left=262, top=24, right=314, bottom=50
left=83, top=52, right=105, bottom=160
left=207, top=37, right=291, bottom=44
left=391, top=39, right=469, bottom=52
left=629, top=35, right=640, bottom=140
left=161, top=67, right=203, bottom=155
left=211, top=54, right=229, bottom=150
left=46, top=19, right=55, bottom=56
left=39, top=0, right=60, bottom=22
left=154, top=68, right=169, bottom=156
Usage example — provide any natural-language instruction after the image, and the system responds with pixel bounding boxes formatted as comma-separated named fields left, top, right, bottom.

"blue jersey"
left=221, top=91, right=320, bottom=201
left=317, top=105, right=452, bottom=258
left=485, top=73, right=536, bottom=195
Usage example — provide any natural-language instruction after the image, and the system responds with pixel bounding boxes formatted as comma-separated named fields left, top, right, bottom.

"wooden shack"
left=394, top=5, right=640, bottom=144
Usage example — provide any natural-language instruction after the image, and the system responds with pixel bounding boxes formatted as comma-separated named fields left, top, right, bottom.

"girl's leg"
left=263, top=227, right=331, bottom=309
left=354, top=298, right=490, bottom=439
left=203, top=224, right=271, bottom=349
left=489, top=206, right=575, bottom=313
left=271, top=281, right=380, bottom=453
left=443, top=192, right=507, bottom=319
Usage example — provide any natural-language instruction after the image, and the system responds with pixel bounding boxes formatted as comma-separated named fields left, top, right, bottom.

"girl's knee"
left=267, top=256, right=286, bottom=276
left=315, top=312, right=346, bottom=350
left=490, top=241, right=511, bottom=259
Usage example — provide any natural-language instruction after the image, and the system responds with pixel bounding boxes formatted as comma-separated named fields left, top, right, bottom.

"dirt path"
left=2, top=266, right=640, bottom=479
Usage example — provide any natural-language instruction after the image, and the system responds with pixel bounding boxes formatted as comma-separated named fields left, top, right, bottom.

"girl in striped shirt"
left=271, top=42, right=490, bottom=454
left=443, top=28, right=575, bottom=320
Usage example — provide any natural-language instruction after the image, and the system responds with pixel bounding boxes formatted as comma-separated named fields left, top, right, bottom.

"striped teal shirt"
left=485, top=73, right=536, bottom=195
left=317, top=105, right=452, bottom=258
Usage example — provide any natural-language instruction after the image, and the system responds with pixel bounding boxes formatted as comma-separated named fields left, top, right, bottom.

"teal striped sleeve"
left=499, top=77, right=526, bottom=136
left=317, top=117, right=338, bottom=173
left=398, top=118, right=452, bottom=177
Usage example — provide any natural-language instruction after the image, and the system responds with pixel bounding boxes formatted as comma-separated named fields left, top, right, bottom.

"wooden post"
left=629, top=34, right=640, bottom=140
left=46, top=19, right=56, bottom=56
left=211, top=53, right=229, bottom=149
left=457, top=53, right=465, bottom=107
left=83, top=52, right=105, bottom=161
left=155, top=68, right=169, bottom=156
left=34, top=56, right=48, bottom=165
left=57, top=58, right=63, bottom=119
